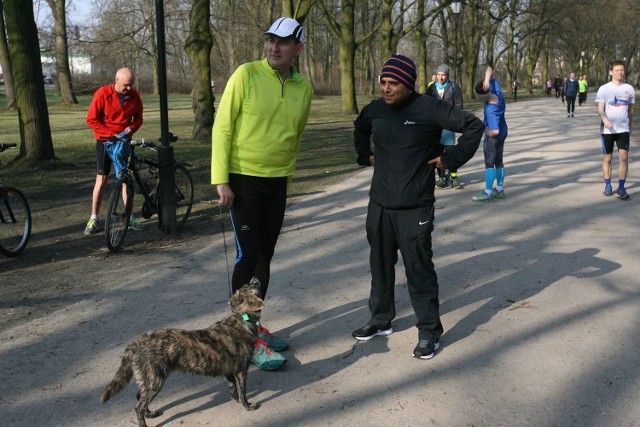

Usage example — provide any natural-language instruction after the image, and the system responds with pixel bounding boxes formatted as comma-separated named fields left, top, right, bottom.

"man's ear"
left=295, top=41, right=305, bottom=56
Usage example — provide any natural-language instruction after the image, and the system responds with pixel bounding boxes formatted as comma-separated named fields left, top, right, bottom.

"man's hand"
left=109, top=128, right=132, bottom=142
left=217, top=184, right=234, bottom=207
left=486, top=127, right=500, bottom=137
left=428, top=156, right=443, bottom=168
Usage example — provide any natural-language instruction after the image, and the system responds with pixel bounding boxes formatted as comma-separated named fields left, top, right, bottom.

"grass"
left=0, top=93, right=363, bottom=211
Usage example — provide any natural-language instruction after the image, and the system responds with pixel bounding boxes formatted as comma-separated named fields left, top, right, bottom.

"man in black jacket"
left=352, top=54, right=483, bottom=360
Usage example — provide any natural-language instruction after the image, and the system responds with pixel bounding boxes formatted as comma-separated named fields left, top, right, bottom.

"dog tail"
left=100, top=346, right=134, bottom=404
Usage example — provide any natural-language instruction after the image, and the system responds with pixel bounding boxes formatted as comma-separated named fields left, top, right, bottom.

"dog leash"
left=219, top=204, right=232, bottom=298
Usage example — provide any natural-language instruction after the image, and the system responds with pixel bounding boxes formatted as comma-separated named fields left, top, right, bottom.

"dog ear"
left=246, top=293, right=265, bottom=312
left=228, top=288, right=243, bottom=308
left=249, top=277, right=261, bottom=288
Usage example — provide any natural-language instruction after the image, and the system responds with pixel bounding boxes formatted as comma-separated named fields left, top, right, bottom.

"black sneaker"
left=412, top=339, right=440, bottom=359
left=352, top=323, right=393, bottom=341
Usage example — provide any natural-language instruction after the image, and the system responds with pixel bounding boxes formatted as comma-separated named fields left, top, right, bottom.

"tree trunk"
left=379, top=0, right=398, bottom=61
left=4, top=0, right=55, bottom=161
left=319, top=0, right=358, bottom=114
left=0, top=0, right=16, bottom=109
left=282, top=0, right=318, bottom=18
left=185, top=0, right=214, bottom=141
left=148, top=0, right=159, bottom=96
left=338, top=38, right=358, bottom=114
left=46, top=0, right=78, bottom=105
left=302, top=17, right=317, bottom=94
left=281, top=0, right=316, bottom=73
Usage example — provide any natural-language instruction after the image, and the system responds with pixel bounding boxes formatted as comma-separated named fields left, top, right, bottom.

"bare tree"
left=0, top=0, right=16, bottom=109
left=318, top=0, right=358, bottom=113
left=87, top=0, right=189, bottom=94
left=3, top=0, right=54, bottom=161
left=185, top=0, right=214, bottom=141
left=45, top=0, right=78, bottom=104
left=318, top=0, right=392, bottom=114
left=282, top=0, right=317, bottom=73
left=30, top=0, right=640, bottom=103
left=415, top=0, right=436, bottom=93
left=282, top=0, right=318, bottom=18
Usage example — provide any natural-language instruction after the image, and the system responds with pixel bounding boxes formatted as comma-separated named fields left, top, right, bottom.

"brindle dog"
left=100, top=279, right=263, bottom=427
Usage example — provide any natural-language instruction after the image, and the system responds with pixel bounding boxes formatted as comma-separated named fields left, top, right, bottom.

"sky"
left=67, top=1, right=94, bottom=23
left=34, top=0, right=95, bottom=26
left=0, top=2, right=95, bottom=74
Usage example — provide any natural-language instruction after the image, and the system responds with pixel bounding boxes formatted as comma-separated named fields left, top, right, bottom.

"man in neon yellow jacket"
left=211, top=17, right=312, bottom=371
left=578, top=74, right=589, bottom=106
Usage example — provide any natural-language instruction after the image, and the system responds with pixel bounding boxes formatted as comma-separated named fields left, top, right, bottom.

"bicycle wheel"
left=174, top=165, right=194, bottom=228
left=105, top=177, right=134, bottom=253
left=0, top=187, right=31, bottom=257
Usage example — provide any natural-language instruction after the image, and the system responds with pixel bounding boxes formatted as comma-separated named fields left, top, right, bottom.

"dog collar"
left=242, top=313, right=257, bottom=323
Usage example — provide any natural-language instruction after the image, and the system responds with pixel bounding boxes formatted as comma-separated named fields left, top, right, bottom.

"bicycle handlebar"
left=130, top=132, right=179, bottom=150
left=0, top=143, right=17, bottom=152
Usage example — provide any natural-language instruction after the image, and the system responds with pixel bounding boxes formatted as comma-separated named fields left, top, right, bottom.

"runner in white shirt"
left=595, top=60, right=635, bottom=199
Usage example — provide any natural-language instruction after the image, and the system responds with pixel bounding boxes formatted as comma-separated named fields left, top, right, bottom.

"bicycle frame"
left=120, top=142, right=159, bottom=215
left=121, top=140, right=192, bottom=219
left=105, top=134, right=194, bottom=252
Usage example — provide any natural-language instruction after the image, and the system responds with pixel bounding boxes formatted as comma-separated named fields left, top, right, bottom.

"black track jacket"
left=354, top=92, right=483, bottom=209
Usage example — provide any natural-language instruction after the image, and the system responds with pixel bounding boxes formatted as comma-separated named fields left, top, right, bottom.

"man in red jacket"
left=84, top=67, right=143, bottom=235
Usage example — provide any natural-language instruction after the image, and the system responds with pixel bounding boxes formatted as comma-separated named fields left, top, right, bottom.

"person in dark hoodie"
left=564, top=72, right=579, bottom=117
left=426, top=63, right=465, bottom=189
left=351, top=54, right=483, bottom=360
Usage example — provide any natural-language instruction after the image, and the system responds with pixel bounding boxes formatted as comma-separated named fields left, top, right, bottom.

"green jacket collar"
left=262, top=57, right=300, bottom=79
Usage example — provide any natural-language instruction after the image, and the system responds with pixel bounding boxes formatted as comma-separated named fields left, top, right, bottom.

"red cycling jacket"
left=86, top=84, right=143, bottom=141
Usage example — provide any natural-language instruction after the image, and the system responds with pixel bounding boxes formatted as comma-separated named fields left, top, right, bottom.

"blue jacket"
left=483, top=79, right=508, bottom=141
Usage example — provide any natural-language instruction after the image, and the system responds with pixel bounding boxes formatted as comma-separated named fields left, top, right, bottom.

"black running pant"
left=437, top=144, right=458, bottom=178
left=365, top=201, right=443, bottom=342
left=228, top=173, right=287, bottom=298
left=579, top=92, right=587, bottom=105
left=566, top=95, right=576, bottom=113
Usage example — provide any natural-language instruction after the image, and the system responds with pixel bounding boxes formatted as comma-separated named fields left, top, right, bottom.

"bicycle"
left=104, top=134, right=194, bottom=253
left=0, top=143, right=32, bottom=257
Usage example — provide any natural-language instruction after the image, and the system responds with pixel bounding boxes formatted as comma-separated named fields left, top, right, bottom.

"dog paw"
left=247, top=402, right=260, bottom=411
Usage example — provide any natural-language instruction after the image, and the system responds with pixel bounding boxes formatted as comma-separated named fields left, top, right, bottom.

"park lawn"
left=0, top=94, right=362, bottom=213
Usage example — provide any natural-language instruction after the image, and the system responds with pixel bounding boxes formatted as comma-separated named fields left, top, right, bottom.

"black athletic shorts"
left=95, top=140, right=112, bottom=175
left=601, top=133, right=630, bottom=154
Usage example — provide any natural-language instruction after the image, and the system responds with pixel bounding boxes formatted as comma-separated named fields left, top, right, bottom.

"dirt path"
left=2, top=97, right=640, bottom=426
left=0, top=187, right=221, bottom=330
